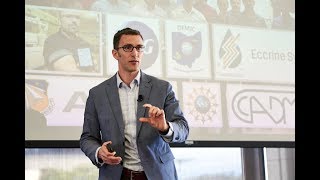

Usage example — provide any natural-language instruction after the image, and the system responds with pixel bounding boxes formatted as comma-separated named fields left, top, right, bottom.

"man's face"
left=231, top=0, right=241, bottom=11
left=112, top=34, right=144, bottom=73
left=243, top=0, right=255, bottom=9
left=60, top=12, right=80, bottom=34
left=218, top=0, right=229, bottom=13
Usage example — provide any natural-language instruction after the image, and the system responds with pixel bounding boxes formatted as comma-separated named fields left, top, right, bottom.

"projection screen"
left=25, top=0, right=295, bottom=145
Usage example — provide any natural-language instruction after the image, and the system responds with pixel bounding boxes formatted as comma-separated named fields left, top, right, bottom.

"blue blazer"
left=80, top=71, right=189, bottom=180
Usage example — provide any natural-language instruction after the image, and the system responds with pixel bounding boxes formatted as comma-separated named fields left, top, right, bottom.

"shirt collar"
left=116, top=71, right=141, bottom=88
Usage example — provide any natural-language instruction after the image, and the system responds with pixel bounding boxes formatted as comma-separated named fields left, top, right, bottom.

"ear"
left=112, top=49, right=119, bottom=60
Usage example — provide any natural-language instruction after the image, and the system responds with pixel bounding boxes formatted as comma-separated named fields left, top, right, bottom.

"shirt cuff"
left=160, top=121, right=174, bottom=142
left=95, top=146, right=104, bottom=166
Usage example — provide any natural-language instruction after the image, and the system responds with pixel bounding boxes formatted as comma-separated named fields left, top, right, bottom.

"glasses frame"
left=116, top=44, right=145, bottom=52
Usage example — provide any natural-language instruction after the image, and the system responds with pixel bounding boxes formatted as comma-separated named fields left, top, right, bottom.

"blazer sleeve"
left=163, top=83, right=189, bottom=143
left=80, top=89, right=103, bottom=167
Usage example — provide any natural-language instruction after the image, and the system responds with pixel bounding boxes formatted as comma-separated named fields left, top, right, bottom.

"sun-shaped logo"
left=185, top=87, right=219, bottom=124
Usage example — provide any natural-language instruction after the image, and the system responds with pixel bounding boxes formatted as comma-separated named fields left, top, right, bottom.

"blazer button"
left=175, top=137, right=179, bottom=140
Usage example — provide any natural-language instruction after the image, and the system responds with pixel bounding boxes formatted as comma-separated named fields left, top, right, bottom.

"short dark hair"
left=113, top=28, right=144, bottom=49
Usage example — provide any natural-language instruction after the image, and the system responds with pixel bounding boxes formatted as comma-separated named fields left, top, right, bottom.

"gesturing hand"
left=139, top=104, right=169, bottom=132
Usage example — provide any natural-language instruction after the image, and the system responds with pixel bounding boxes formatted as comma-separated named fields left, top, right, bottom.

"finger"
left=106, top=156, right=122, bottom=165
left=140, top=117, right=157, bottom=127
left=108, top=157, right=122, bottom=165
left=143, top=104, right=154, bottom=117
left=102, top=152, right=114, bottom=159
left=151, top=108, right=160, bottom=117
left=152, top=107, right=163, bottom=117
left=149, top=107, right=158, bottom=117
left=155, top=109, right=164, bottom=117
left=139, top=117, right=150, bottom=123
left=109, top=155, right=122, bottom=160
left=103, top=141, right=112, bottom=147
left=143, top=104, right=152, bottom=108
left=108, top=154, right=122, bottom=161
left=149, top=106, right=162, bottom=117
left=106, top=151, right=117, bottom=157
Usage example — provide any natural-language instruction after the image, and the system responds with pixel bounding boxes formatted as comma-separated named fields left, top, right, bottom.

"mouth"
left=129, top=60, right=139, bottom=63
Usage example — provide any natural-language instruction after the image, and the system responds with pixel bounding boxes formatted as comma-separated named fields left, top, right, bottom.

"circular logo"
left=194, top=95, right=211, bottom=114
left=122, top=21, right=159, bottom=70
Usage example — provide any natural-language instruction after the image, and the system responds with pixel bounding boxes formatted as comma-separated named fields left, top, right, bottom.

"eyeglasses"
left=117, top=44, right=145, bottom=52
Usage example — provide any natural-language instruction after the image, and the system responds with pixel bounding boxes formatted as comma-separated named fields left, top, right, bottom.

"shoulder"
left=43, top=32, right=68, bottom=49
left=90, top=75, right=115, bottom=92
left=170, top=6, right=185, bottom=17
left=44, top=31, right=62, bottom=43
left=192, top=8, right=207, bottom=21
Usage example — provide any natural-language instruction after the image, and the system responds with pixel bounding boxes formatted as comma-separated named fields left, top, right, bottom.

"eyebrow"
left=122, top=44, right=144, bottom=46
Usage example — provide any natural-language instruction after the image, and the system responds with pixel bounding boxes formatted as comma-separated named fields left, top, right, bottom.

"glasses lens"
left=123, top=44, right=134, bottom=52
left=136, top=45, right=145, bottom=52
left=119, top=44, right=145, bottom=52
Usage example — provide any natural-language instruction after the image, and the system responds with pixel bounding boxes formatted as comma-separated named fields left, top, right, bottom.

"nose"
left=130, top=47, right=139, bottom=56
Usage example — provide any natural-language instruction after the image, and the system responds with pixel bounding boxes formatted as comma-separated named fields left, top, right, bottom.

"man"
left=43, top=10, right=94, bottom=72
left=131, top=0, right=168, bottom=18
left=25, top=79, right=51, bottom=140
left=193, top=0, right=218, bottom=23
left=240, top=0, right=267, bottom=28
left=80, top=28, right=189, bottom=180
left=90, top=0, right=135, bottom=14
left=216, top=0, right=229, bottom=23
left=25, top=79, right=49, bottom=120
left=272, top=0, right=295, bottom=30
left=226, top=0, right=242, bottom=25
left=171, top=0, right=207, bottom=22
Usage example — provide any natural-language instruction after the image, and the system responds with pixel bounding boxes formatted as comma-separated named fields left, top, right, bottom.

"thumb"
left=139, top=117, right=150, bottom=123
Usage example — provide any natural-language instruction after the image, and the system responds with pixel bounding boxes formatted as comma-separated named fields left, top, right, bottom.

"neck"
left=118, top=70, right=139, bottom=86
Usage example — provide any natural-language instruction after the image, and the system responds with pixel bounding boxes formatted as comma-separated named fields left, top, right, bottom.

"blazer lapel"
left=105, top=75, right=125, bottom=139
left=136, top=72, right=152, bottom=137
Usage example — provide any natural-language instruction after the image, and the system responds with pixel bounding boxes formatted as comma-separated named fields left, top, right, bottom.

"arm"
left=80, top=89, right=122, bottom=167
left=163, top=84, right=189, bottom=142
left=139, top=83, right=189, bottom=143
left=80, top=89, right=103, bottom=167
